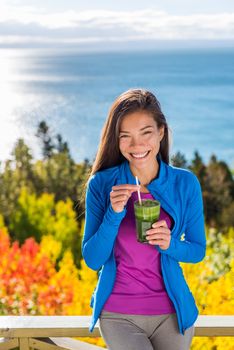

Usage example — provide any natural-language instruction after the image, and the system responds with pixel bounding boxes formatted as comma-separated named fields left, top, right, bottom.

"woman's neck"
left=130, top=158, right=159, bottom=187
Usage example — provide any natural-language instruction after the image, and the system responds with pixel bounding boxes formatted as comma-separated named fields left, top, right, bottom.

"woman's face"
left=118, top=110, right=164, bottom=169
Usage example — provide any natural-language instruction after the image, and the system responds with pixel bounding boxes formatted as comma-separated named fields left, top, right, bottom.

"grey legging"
left=99, top=311, right=194, bottom=350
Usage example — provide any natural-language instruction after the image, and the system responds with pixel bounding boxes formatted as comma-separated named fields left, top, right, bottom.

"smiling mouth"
left=130, top=151, right=150, bottom=159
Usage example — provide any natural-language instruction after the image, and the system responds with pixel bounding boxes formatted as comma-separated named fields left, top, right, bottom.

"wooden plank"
left=29, top=338, right=68, bottom=350
left=30, top=338, right=104, bottom=350
left=0, top=327, right=100, bottom=338
left=0, top=316, right=100, bottom=338
left=0, top=338, right=19, bottom=350
left=49, top=338, right=104, bottom=349
left=0, top=316, right=94, bottom=329
left=0, top=315, right=233, bottom=338
left=19, top=338, right=30, bottom=350
left=194, top=316, right=234, bottom=337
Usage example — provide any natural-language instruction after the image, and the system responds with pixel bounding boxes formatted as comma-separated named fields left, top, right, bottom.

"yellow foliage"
left=40, top=235, right=62, bottom=263
left=53, top=199, right=78, bottom=244
left=204, top=261, right=234, bottom=315
left=78, top=226, right=234, bottom=349
left=77, top=259, right=98, bottom=315
left=3, top=204, right=234, bottom=349
left=0, top=214, right=9, bottom=235
left=181, top=227, right=234, bottom=350
left=53, top=253, right=105, bottom=347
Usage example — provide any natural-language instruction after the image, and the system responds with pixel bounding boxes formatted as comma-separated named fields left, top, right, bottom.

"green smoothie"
left=134, top=199, right=160, bottom=243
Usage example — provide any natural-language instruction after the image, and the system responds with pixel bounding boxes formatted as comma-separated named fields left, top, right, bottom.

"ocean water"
left=1, top=48, right=234, bottom=167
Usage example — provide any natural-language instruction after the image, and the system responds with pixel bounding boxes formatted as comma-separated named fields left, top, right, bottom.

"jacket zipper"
left=150, top=189, right=184, bottom=334
left=160, top=255, right=183, bottom=334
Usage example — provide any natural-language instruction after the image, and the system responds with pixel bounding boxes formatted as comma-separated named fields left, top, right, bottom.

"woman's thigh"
left=149, top=313, right=195, bottom=350
left=99, top=311, right=194, bottom=350
left=99, top=311, right=153, bottom=350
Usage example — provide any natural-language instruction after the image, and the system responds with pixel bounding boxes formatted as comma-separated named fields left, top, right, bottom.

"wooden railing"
left=0, top=315, right=233, bottom=349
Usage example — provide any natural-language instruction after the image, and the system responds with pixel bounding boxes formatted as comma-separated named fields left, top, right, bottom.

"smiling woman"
left=82, top=88, right=206, bottom=350
left=118, top=111, right=165, bottom=185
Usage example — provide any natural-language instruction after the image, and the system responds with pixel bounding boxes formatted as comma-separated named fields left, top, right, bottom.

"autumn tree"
left=0, top=139, right=38, bottom=226
left=9, top=188, right=82, bottom=267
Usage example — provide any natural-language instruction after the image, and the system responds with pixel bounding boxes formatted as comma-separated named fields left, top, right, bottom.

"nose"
left=130, top=136, right=144, bottom=147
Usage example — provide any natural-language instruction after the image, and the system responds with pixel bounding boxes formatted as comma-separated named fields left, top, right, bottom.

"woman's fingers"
left=146, top=227, right=170, bottom=235
left=148, top=240, right=168, bottom=248
left=146, top=221, right=171, bottom=249
left=146, top=233, right=171, bottom=249
left=111, top=194, right=129, bottom=203
left=110, top=189, right=130, bottom=198
left=110, top=184, right=140, bottom=213
left=112, top=184, right=140, bottom=192
left=152, top=220, right=168, bottom=228
left=110, top=191, right=130, bottom=206
left=146, top=233, right=169, bottom=241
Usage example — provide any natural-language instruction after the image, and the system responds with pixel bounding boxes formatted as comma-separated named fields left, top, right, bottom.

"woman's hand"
left=146, top=220, right=171, bottom=250
left=110, top=184, right=140, bottom=213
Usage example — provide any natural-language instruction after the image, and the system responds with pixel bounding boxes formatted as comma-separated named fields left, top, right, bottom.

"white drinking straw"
left=135, top=176, right=142, bottom=205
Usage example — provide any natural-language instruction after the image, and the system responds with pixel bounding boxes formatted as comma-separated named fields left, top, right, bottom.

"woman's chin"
left=129, top=157, right=154, bottom=169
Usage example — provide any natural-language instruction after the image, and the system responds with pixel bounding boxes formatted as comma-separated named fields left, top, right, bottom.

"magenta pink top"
left=103, top=191, right=176, bottom=315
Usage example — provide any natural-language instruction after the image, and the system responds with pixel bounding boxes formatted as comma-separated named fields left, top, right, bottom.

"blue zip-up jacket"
left=82, top=157, right=206, bottom=335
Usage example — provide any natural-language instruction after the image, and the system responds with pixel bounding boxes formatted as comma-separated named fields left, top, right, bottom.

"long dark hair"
left=82, top=88, right=170, bottom=198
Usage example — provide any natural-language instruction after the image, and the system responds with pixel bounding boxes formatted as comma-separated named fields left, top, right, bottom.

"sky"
left=0, top=1, right=233, bottom=166
left=1, top=0, right=234, bottom=50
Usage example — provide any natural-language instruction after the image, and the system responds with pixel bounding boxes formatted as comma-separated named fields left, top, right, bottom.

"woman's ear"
left=159, top=126, right=165, bottom=141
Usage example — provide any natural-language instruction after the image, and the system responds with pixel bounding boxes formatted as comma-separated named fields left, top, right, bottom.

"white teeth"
left=131, top=151, right=149, bottom=159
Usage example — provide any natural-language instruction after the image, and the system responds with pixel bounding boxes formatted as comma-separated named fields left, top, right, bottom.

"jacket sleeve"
left=82, top=175, right=126, bottom=271
left=157, top=174, right=206, bottom=263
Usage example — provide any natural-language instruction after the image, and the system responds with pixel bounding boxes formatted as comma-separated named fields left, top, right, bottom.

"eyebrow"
left=119, top=125, right=154, bottom=134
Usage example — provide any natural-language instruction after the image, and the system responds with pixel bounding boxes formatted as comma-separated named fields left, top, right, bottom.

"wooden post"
left=19, top=338, right=30, bottom=350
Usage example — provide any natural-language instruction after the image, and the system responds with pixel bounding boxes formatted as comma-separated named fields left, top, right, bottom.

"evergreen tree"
left=171, top=151, right=188, bottom=168
left=36, top=121, right=54, bottom=159
left=0, top=160, right=16, bottom=226
left=204, top=155, right=234, bottom=227
left=11, top=138, right=35, bottom=186
left=56, top=134, right=70, bottom=155
left=189, top=150, right=207, bottom=188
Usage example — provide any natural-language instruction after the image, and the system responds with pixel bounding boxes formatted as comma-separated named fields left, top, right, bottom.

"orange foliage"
left=0, top=228, right=73, bottom=315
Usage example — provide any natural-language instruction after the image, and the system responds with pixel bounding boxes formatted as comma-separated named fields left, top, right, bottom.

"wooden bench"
left=0, top=315, right=233, bottom=349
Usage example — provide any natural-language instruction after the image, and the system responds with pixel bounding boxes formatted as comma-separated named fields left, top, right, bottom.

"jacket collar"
left=118, top=154, right=170, bottom=195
